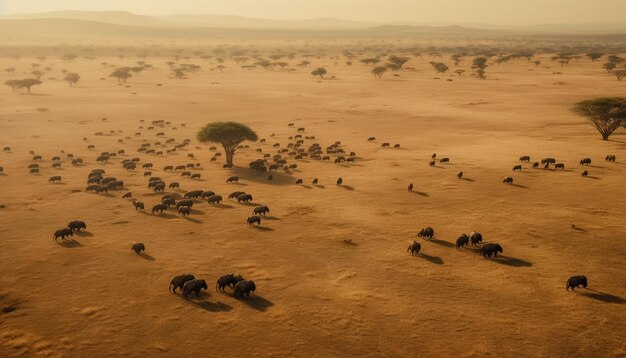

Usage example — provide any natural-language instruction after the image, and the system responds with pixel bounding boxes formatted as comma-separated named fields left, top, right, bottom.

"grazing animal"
left=519, top=156, right=530, bottom=162
left=164, top=165, right=174, bottom=171
left=367, top=137, right=376, bottom=141
left=122, top=192, right=132, bottom=199
left=253, top=206, right=270, bottom=215
left=96, top=186, right=109, bottom=194
left=200, top=191, right=216, bottom=199
left=417, top=227, right=434, bottom=239
left=169, top=274, right=195, bottom=293
left=182, top=279, right=208, bottom=298
left=605, top=155, right=616, bottom=162
left=176, top=200, right=194, bottom=208
left=49, top=176, right=62, bottom=183
left=541, top=158, right=556, bottom=164
left=216, top=273, right=245, bottom=292
left=469, top=232, right=483, bottom=246
left=579, top=158, right=591, bottom=166
left=226, top=176, right=239, bottom=183
left=234, top=280, right=256, bottom=298
left=207, top=195, right=223, bottom=205
left=555, top=163, right=565, bottom=170
left=133, top=201, right=145, bottom=211
left=247, top=216, right=261, bottom=225
left=336, top=177, right=343, bottom=186
left=439, top=158, right=450, bottom=164
left=169, top=182, right=180, bottom=189
left=408, top=183, right=413, bottom=192
left=394, top=144, right=400, bottom=148
left=503, top=176, right=513, bottom=184
left=457, top=172, right=463, bottom=179
left=237, top=194, right=253, bottom=203
left=456, top=234, right=469, bottom=249
left=480, top=243, right=503, bottom=258
left=431, top=153, right=437, bottom=159
left=162, top=198, right=176, bottom=208
left=381, top=143, right=390, bottom=147
left=407, top=241, right=421, bottom=255
left=0, top=166, right=3, bottom=174
left=566, top=275, right=588, bottom=291
left=131, top=243, right=145, bottom=254
left=229, top=191, right=246, bottom=200
left=582, top=170, right=588, bottom=177
left=67, top=220, right=87, bottom=231
left=53, top=228, right=74, bottom=241
left=312, top=178, right=318, bottom=185
left=152, top=204, right=167, bottom=215
left=512, top=165, right=522, bottom=171
left=295, top=179, right=303, bottom=185
left=30, top=168, right=39, bottom=174
left=429, top=161, right=435, bottom=167
left=532, top=162, right=539, bottom=168
left=178, top=206, right=191, bottom=216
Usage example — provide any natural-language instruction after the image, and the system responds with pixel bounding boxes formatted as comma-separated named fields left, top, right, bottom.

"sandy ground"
left=0, top=52, right=625, bottom=357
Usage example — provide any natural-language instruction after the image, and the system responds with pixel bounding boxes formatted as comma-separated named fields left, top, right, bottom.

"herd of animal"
left=1, top=118, right=618, bottom=304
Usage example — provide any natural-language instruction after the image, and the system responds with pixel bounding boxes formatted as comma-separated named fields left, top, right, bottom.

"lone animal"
left=456, top=234, right=469, bottom=249
left=253, top=206, right=270, bottom=215
left=503, top=176, right=513, bottom=184
left=207, top=195, right=223, bottom=205
left=49, top=176, right=62, bottom=183
left=53, top=228, right=74, bottom=241
left=312, top=178, right=318, bottom=185
left=439, top=158, right=450, bottom=164
left=407, top=240, right=421, bottom=255
left=566, top=275, right=588, bottom=291
left=457, top=172, right=463, bottom=179
left=605, top=155, right=616, bottom=162
left=133, top=201, right=145, bottom=211
left=512, top=165, right=522, bottom=171
left=470, top=232, right=483, bottom=246
left=417, top=227, right=434, bottom=239
left=336, top=177, right=343, bottom=186
left=555, top=163, right=565, bottom=170
left=152, top=204, right=167, bottom=215
left=579, top=158, right=591, bottom=166
left=408, top=183, right=413, bottom=192
left=367, top=137, right=376, bottom=141
left=131, top=242, right=145, bottom=254
left=67, top=220, right=86, bottom=231
left=247, top=216, right=261, bottom=225
left=216, top=273, right=245, bottom=292
left=480, top=243, right=503, bottom=258
left=519, top=156, right=531, bottom=162
left=234, top=280, right=256, bottom=298
left=169, top=274, right=196, bottom=293
left=295, top=179, right=303, bottom=185
left=181, top=279, right=208, bottom=298
left=122, top=192, right=132, bottom=199
left=226, top=176, right=239, bottom=183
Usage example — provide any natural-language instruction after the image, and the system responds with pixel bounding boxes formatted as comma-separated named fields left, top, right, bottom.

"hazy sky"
left=2, top=0, right=626, bottom=25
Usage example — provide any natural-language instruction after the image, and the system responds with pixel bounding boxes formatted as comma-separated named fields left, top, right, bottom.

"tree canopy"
left=311, top=67, right=327, bottom=78
left=573, top=97, right=626, bottom=140
left=64, top=73, right=80, bottom=87
left=4, top=78, right=42, bottom=93
left=197, top=122, right=258, bottom=164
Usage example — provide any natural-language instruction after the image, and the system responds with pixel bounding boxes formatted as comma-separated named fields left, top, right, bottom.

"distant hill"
left=160, top=14, right=378, bottom=30
left=0, top=11, right=172, bottom=28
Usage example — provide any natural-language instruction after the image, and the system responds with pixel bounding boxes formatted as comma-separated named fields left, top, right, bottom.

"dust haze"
left=0, top=2, right=625, bottom=357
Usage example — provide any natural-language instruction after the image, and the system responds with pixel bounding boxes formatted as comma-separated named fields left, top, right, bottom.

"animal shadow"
left=460, top=177, right=475, bottom=182
left=263, top=216, right=280, bottom=221
left=510, top=184, right=529, bottom=189
left=418, top=253, right=444, bottom=265
left=251, top=225, right=273, bottom=231
left=212, top=203, right=234, bottom=209
left=138, top=253, right=155, bottom=261
left=184, top=217, right=203, bottom=224
left=412, top=191, right=429, bottom=197
left=240, top=295, right=274, bottom=312
left=429, top=238, right=455, bottom=248
left=314, top=185, right=325, bottom=189
left=577, top=289, right=625, bottom=304
left=340, top=185, right=355, bottom=191
left=186, top=299, right=233, bottom=312
left=491, top=255, right=532, bottom=267
left=57, top=239, right=83, bottom=248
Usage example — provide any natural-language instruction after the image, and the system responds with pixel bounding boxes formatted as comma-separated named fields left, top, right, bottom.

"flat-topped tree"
left=110, top=69, right=132, bottom=83
left=311, top=67, right=327, bottom=78
left=64, top=73, right=80, bottom=87
left=574, top=97, right=626, bottom=140
left=197, top=122, right=258, bottom=165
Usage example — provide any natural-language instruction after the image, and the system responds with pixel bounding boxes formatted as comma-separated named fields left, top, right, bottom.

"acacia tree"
left=614, top=70, right=626, bottom=81
left=574, top=97, right=626, bottom=140
left=387, top=55, right=409, bottom=69
left=110, top=69, right=132, bottom=83
left=5, top=79, right=42, bottom=94
left=603, top=62, right=617, bottom=73
left=197, top=122, right=258, bottom=165
left=586, top=53, right=604, bottom=62
left=455, top=69, right=465, bottom=76
left=64, top=73, right=80, bottom=87
left=472, top=57, right=488, bottom=79
left=372, top=66, right=387, bottom=78
left=311, top=67, right=327, bottom=78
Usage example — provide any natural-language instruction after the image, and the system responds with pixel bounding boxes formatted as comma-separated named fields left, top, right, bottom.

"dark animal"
left=169, top=274, right=195, bottom=293
left=470, top=232, right=483, bottom=246
left=49, top=176, right=62, bottom=183
left=295, top=179, right=303, bottom=185
left=152, top=204, right=167, bottom=215
left=237, top=194, right=253, bottom=203
left=181, top=279, right=208, bottom=298
left=367, top=137, right=376, bottom=141
left=579, top=158, right=591, bottom=166
left=176, top=199, right=194, bottom=208
left=429, top=161, right=435, bottom=167
left=216, top=273, right=245, bottom=292
left=226, top=176, right=239, bottom=183
left=503, top=176, right=513, bottom=184
left=122, top=192, right=132, bottom=199
left=519, top=156, right=530, bottom=162
left=394, top=144, right=400, bottom=148
left=532, top=162, right=539, bottom=168
left=407, top=241, right=421, bottom=255
left=512, top=165, right=522, bottom=171
left=229, top=191, right=245, bottom=200
left=53, top=228, right=74, bottom=241
left=582, top=170, right=588, bottom=177
left=162, top=198, right=176, bottom=208
left=178, top=206, right=191, bottom=216
left=134, top=201, right=145, bottom=211
left=381, top=143, right=390, bottom=147
left=555, top=163, right=565, bottom=170
left=605, top=155, right=616, bottom=162
left=67, top=220, right=86, bottom=231
left=456, top=234, right=469, bottom=249
left=131, top=242, right=145, bottom=254
left=408, top=183, right=413, bottom=192
left=169, top=182, right=180, bottom=189
left=417, top=227, right=434, bottom=239
left=234, top=280, right=256, bottom=298
left=201, top=191, right=216, bottom=199
left=457, top=172, right=463, bottom=179
left=480, top=243, right=503, bottom=258
left=207, top=195, right=222, bottom=205
left=312, top=178, right=318, bottom=185
left=247, top=216, right=261, bottom=225
left=253, top=206, right=270, bottom=215
left=566, top=275, right=588, bottom=291
left=439, top=158, right=450, bottom=164
left=336, top=177, right=343, bottom=186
